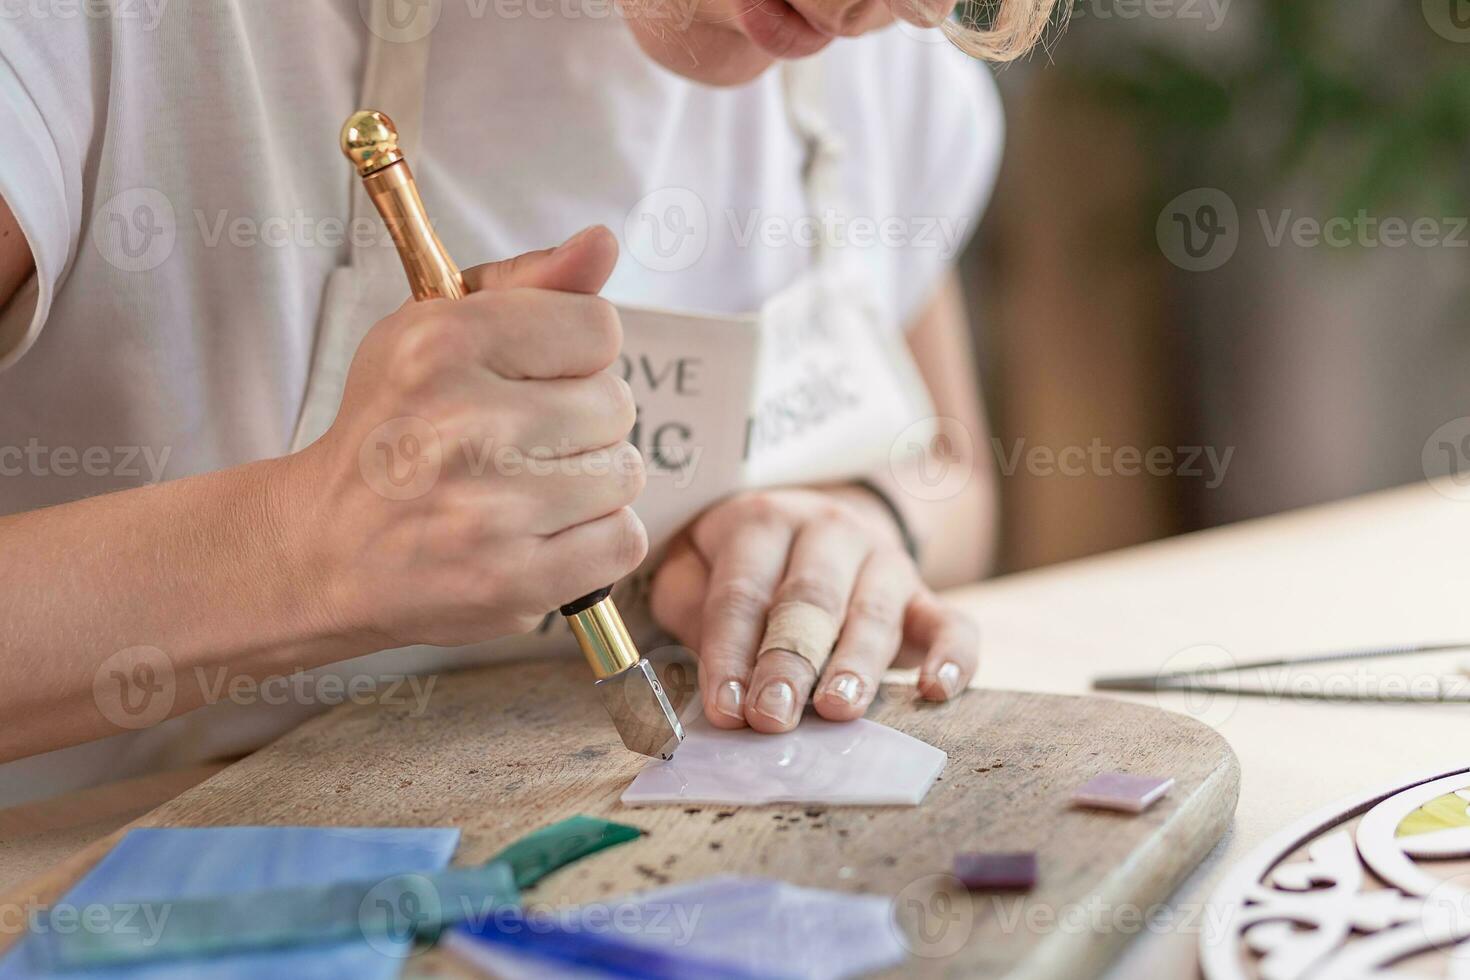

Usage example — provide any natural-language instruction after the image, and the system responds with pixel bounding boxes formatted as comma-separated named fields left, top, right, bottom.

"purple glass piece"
left=952, top=852, right=1038, bottom=891
left=1071, top=772, right=1175, bottom=813
left=447, top=875, right=909, bottom=980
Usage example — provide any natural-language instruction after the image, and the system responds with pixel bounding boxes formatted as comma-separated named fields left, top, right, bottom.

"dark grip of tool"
left=560, top=586, right=614, bottom=618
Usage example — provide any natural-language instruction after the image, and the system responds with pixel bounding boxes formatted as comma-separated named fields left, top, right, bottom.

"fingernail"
left=714, top=680, right=744, bottom=721
left=937, top=661, right=962, bottom=697
left=753, top=681, right=798, bottom=726
left=827, top=672, right=864, bottom=706
left=556, top=225, right=596, bottom=253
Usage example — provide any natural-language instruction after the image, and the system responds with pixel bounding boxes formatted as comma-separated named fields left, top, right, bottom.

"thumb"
left=462, top=225, right=619, bottom=296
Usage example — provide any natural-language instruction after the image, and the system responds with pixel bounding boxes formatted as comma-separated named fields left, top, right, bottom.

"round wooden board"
left=0, top=655, right=1238, bottom=978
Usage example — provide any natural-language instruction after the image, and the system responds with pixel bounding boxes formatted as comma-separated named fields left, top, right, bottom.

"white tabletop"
left=942, top=481, right=1470, bottom=977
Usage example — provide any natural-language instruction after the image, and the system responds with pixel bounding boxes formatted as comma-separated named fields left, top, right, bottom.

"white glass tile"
left=620, top=712, right=946, bottom=806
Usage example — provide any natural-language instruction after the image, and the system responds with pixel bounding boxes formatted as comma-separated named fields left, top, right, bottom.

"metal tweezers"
left=1092, top=641, right=1470, bottom=704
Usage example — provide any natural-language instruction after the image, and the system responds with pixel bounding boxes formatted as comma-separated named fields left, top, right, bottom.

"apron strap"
left=780, top=59, right=847, bottom=258
left=351, top=0, right=435, bottom=275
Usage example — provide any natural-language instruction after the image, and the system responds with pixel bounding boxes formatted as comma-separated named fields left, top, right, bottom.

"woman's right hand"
left=289, top=225, right=649, bottom=650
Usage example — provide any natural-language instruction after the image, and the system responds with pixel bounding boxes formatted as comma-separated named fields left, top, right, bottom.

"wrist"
left=824, top=481, right=916, bottom=559
left=253, top=450, right=383, bottom=662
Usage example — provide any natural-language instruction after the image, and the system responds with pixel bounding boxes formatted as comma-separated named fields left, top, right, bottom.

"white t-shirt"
left=0, top=2, right=1001, bottom=802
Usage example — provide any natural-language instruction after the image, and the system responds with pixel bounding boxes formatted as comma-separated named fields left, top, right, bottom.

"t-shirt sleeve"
left=0, top=16, right=99, bottom=370
left=823, top=26, right=1005, bottom=331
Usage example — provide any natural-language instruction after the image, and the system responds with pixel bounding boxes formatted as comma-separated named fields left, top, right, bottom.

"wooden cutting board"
left=1, top=656, right=1238, bottom=978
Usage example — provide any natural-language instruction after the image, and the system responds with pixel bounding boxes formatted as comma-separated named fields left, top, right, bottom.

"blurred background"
left=960, top=0, right=1470, bottom=572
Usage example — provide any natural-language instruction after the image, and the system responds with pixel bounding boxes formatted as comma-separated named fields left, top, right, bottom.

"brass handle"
left=339, top=109, right=643, bottom=679
left=341, top=110, right=465, bottom=301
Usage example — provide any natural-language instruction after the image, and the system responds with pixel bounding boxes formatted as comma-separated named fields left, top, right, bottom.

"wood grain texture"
left=0, top=763, right=226, bottom=894
left=0, top=657, right=1238, bottom=978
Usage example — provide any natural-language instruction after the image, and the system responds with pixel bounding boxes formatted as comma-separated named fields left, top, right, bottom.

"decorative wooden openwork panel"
left=1204, top=767, right=1470, bottom=979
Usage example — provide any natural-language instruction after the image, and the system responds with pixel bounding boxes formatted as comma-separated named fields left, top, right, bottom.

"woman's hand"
left=0, top=226, right=651, bottom=762
left=649, top=486, right=979, bottom=732
left=292, top=226, right=649, bottom=649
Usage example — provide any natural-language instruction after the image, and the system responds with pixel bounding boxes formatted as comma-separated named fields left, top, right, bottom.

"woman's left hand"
left=648, top=487, right=979, bottom=733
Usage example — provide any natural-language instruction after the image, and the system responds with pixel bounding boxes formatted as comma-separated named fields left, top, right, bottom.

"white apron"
left=160, top=10, right=937, bottom=757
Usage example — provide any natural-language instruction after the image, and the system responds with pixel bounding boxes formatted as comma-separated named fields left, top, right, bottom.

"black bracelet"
left=853, top=478, right=921, bottom=563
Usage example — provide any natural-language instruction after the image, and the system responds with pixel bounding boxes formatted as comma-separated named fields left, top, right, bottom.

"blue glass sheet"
left=0, top=826, right=459, bottom=979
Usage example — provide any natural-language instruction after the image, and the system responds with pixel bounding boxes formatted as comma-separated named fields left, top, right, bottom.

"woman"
left=0, top=0, right=1052, bottom=803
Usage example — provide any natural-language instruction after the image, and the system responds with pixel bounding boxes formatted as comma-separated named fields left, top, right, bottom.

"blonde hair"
left=940, top=0, right=1063, bottom=62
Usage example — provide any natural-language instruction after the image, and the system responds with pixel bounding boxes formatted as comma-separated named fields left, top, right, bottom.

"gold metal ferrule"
left=567, top=598, right=641, bottom=679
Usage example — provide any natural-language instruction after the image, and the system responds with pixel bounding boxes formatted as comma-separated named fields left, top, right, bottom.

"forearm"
left=0, top=454, right=369, bottom=762
left=916, top=473, right=997, bottom=588
left=879, top=269, right=1000, bottom=589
